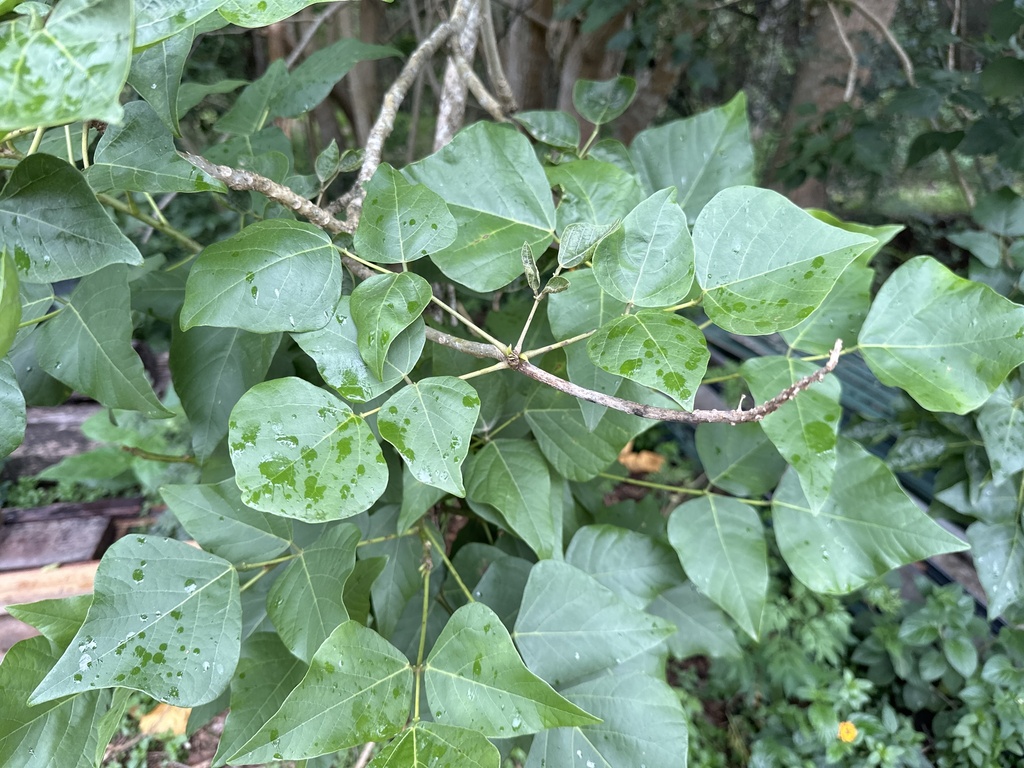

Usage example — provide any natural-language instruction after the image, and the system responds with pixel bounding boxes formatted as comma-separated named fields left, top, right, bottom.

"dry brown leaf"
left=617, top=441, right=665, bottom=474
left=138, top=702, right=191, bottom=737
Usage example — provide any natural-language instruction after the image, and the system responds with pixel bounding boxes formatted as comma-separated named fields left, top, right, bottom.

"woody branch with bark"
left=180, top=0, right=844, bottom=428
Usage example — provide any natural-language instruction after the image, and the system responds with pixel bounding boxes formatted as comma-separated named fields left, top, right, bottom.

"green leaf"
left=212, top=632, right=307, bottom=767
left=773, top=439, right=968, bottom=594
left=0, top=250, right=21, bottom=359
left=780, top=263, right=873, bottom=355
left=170, top=325, right=281, bottom=461
left=378, top=377, right=480, bottom=497
left=513, top=560, right=674, bottom=688
left=543, top=275, right=570, bottom=294
left=546, top=159, right=642, bottom=231
left=214, top=59, right=288, bottom=135
left=399, top=466, right=447, bottom=531
left=293, top=296, right=425, bottom=404
left=225, top=621, right=413, bottom=763
left=7, top=595, right=90, bottom=648
left=948, top=230, right=1002, bottom=268
left=30, top=535, right=240, bottom=706
left=943, top=634, right=978, bottom=678
left=980, top=56, right=1024, bottom=99
left=350, top=272, right=432, bottom=380
left=693, top=187, right=876, bottom=334
left=177, top=77, right=247, bottom=116
left=369, top=722, right=500, bottom=768
left=160, top=479, right=292, bottom=565
left=525, top=674, right=689, bottom=768
left=572, top=76, right=637, bottom=125
left=668, top=497, right=767, bottom=639
left=967, top=521, right=1024, bottom=619
left=547, top=268, right=626, bottom=339
left=229, top=377, right=388, bottom=522
left=0, top=154, right=143, bottom=283
left=405, top=122, right=555, bottom=291
left=425, top=603, right=599, bottom=737
left=315, top=139, right=341, bottom=183
left=977, top=381, right=1024, bottom=483
left=631, top=92, right=754, bottom=221
left=557, top=221, right=620, bottom=269
left=0, top=357, right=27, bottom=459
left=134, top=0, right=223, bottom=48
left=0, top=636, right=113, bottom=768
left=514, top=110, right=581, bottom=150
left=565, top=525, right=684, bottom=608
left=0, top=0, right=132, bottom=130
left=647, top=583, right=741, bottom=660
left=220, top=0, right=342, bottom=27
left=354, top=163, right=458, bottom=264
left=592, top=188, right=694, bottom=308
left=521, top=241, right=541, bottom=293
left=859, top=256, right=1024, bottom=414
left=695, top=422, right=786, bottom=498
left=523, top=382, right=652, bottom=481
left=587, top=311, right=708, bottom=409
left=465, top=439, right=557, bottom=559
left=973, top=187, right=1024, bottom=237
left=268, top=523, right=360, bottom=662
left=269, top=38, right=399, bottom=119
left=36, top=265, right=166, bottom=416
left=741, top=356, right=841, bottom=513
left=181, top=219, right=343, bottom=333
left=127, top=22, right=194, bottom=135
left=86, top=101, right=226, bottom=193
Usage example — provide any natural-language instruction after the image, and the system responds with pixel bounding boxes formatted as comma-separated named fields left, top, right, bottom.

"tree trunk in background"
left=614, top=47, right=688, bottom=144
left=334, top=0, right=385, bottom=148
left=500, top=0, right=556, bottom=110
left=767, top=0, right=898, bottom=209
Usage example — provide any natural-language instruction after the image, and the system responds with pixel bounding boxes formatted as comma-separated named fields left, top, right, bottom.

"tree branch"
left=512, top=339, right=845, bottom=424
left=185, top=158, right=845, bottom=428
left=285, top=2, right=347, bottom=68
left=479, top=0, right=517, bottom=111
left=451, top=50, right=510, bottom=123
left=434, top=0, right=483, bottom=151
left=180, top=152, right=352, bottom=234
left=344, top=0, right=472, bottom=225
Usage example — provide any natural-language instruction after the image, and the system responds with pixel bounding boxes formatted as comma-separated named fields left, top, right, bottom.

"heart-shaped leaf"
left=225, top=621, right=413, bottom=763
left=355, top=163, right=457, bottom=264
left=425, top=603, right=599, bottom=737
left=378, top=377, right=480, bottom=496
left=859, top=256, right=1024, bottom=414
left=0, top=155, right=143, bottom=283
left=587, top=310, right=708, bottom=409
left=0, top=0, right=132, bottom=130
left=593, top=188, right=694, bottom=308
left=30, top=536, right=241, bottom=707
left=293, top=296, right=425, bottom=404
left=572, top=76, right=637, bottom=125
left=350, top=272, right=432, bottom=380
left=228, top=377, right=388, bottom=522
left=181, top=219, right=343, bottom=333
left=773, top=439, right=969, bottom=593
left=668, top=496, right=768, bottom=639
left=693, top=186, right=876, bottom=334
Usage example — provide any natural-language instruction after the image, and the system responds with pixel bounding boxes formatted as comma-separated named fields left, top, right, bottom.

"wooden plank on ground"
left=0, top=560, right=99, bottom=612
left=0, top=517, right=112, bottom=571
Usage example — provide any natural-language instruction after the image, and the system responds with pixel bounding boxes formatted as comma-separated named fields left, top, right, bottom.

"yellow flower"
left=838, top=721, right=858, bottom=743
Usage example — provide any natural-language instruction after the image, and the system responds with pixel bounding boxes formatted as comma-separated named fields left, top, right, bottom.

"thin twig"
left=513, top=339, right=845, bottom=425
left=451, top=50, right=509, bottom=122
left=345, top=0, right=471, bottom=225
left=352, top=741, right=377, bottom=768
left=180, top=151, right=353, bottom=233
left=828, top=2, right=858, bottom=102
left=434, top=0, right=482, bottom=151
left=285, top=2, right=346, bottom=68
left=479, top=0, right=517, bottom=110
